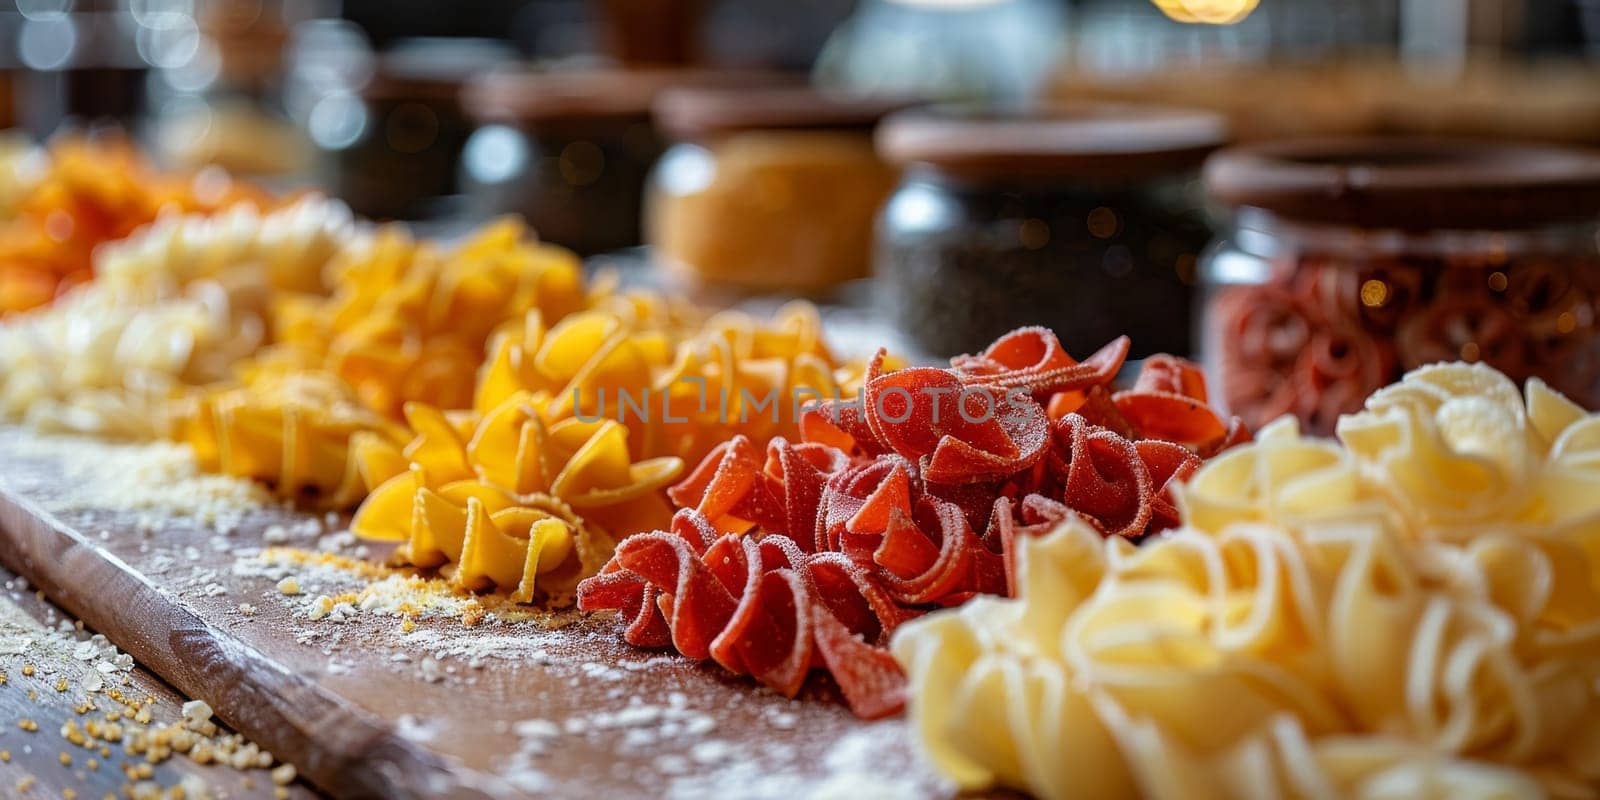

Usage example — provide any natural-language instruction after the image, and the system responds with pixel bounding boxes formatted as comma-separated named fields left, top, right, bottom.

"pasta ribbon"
left=894, top=361, right=1600, bottom=800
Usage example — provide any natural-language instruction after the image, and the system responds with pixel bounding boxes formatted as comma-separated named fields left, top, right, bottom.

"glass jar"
left=647, top=86, right=905, bottom=294
left=10, top=4, right=150, bottom=137
left=152, top=0, right=308, bottom=179
left=874, top=105, right=1224, bottom=359
left=1200, top=138, right=1600, bottom=435
left=320, top=38, right=514, bottom=221
left=463, top=68, right=779, bottom=256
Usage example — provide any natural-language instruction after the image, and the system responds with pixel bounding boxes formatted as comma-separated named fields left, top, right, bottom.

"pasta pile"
left=174, top=365, right=407, bottom=508
left=347, top=395, right=681, bottom=605
left=267, top=220, right=586, bottom=418
left=578, top=328, right=1248, bottom=718
left=0, top=195, right=359, bottom=438
left=171, top=220, right=583, bottom=503
left=0, top=137, right=273, bottom=314
left=344, top=301, right=869, bottom=605
left=893, top=362, right=1600, bottom=800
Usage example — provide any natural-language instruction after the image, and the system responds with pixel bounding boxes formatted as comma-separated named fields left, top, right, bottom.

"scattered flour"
left=0, top=428, right=270, bottom=533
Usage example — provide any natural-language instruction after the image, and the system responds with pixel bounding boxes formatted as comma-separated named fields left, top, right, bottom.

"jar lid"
left=1204, top=137, right=1600, bottom=230
left=464, top=67, right=792, bottom=124
left=654, top=87, right=916, bottom=139
left=875, top=104, right=1228, bottom=182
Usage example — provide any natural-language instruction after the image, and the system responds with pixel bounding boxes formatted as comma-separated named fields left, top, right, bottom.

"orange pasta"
left=0, top=137, right=274, bottom=315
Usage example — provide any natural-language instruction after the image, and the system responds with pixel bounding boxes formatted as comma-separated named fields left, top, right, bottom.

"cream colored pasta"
left=894, top=363, right=1600, bottom=800
left=0, top=195, right=360, bottom=437
left=94, top=193, right=355, bottom=299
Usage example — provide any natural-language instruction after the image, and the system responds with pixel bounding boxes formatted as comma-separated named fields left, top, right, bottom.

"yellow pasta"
left=894, top=362, right=1600, bottom=800
left=347, top=393, right=684, bottom=603
left=271, top=219, right=586, bottom=418
left=167, top=218, right=587, bottom=501
left=476, top=300, right=858, bottom=465
left=174, top=367, right=409, bottom=507
left=0, top=195, right=359, bottom=438
left=394, top=478, right=600, bottom=605
left=344, top=298, right=874, bottom=605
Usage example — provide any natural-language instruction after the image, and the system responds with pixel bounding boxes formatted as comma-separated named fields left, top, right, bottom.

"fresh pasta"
left=893, top=362, right=1600, bottom=800
left=579, top=328, right=1249, bottom=717
left=0, top=195, right=359, bottom=438
left=173, top=366, right=408, bottom=507
left=350, top=392, right=681, bottom=566
left=269, top=219, right=586, bottom=418
left=474, top=300, right=850, bottom=466
left=346, top=300, right=870, bottom=607
left=167, top=219, right=585, bottom=500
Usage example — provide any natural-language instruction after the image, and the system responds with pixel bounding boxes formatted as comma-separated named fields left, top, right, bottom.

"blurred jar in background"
left=874, top=104, right=1224, bottom=360
left=6, top=0, right=152, bottom=137
left=595, top=0, right=703, bottom=65
left=152, top=0, right=310, bottom=178
left=289, top=26, right=514, bottom=220
left=462, top=68, right=785, bottom=256
left=647, top=86, right=905, bottom=296
left=333, top=38, right=514, bottom=220
left=813, top=0, right=1066, bottom=103
left=1200, top=138, right=1600, bottom=435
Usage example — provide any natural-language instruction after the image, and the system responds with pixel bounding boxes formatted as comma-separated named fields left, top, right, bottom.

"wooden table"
left=0, top=431, right=950, bottom=799
left=0, top=561, right=322, bottom=799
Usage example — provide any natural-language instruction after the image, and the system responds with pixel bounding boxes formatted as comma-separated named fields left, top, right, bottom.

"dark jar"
left=323, top=39, right=514, bottom=221
left=873, top=105, right=1225, bottom=360
left=1200, top=138, right=1600, bottom=435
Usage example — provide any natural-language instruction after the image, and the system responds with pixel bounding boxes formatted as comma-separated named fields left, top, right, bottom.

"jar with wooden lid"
left=463, top=68, right=782, bottom=256
left=1201, top=138, right=1600, bottom=435
left=874, top=104, right=1225, bottom=359
left=646, top=86, right=907, bottom=294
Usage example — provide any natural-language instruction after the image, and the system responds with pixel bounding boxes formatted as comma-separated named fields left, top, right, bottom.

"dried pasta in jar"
left=1201, top=139, right=1600, bottom=435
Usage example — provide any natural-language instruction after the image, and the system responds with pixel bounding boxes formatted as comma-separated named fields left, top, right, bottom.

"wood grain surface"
left=0, top=561, right=323, bottom=799
left=0, top=432, right=951, bottom=800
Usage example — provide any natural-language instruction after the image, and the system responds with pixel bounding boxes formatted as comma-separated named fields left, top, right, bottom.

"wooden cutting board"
left=0, top=431, right=951, bottom=799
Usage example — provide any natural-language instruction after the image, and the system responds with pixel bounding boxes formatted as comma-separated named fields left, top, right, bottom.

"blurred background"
left=2, top=0, right=1594, bottom=217
left=4, top=0, right=1600, bottom=433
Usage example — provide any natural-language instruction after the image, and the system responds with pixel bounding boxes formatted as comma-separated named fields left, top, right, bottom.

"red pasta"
left=579, top=328, right=1248, bottom=718
left=576, top=508, right=915, bottom=718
